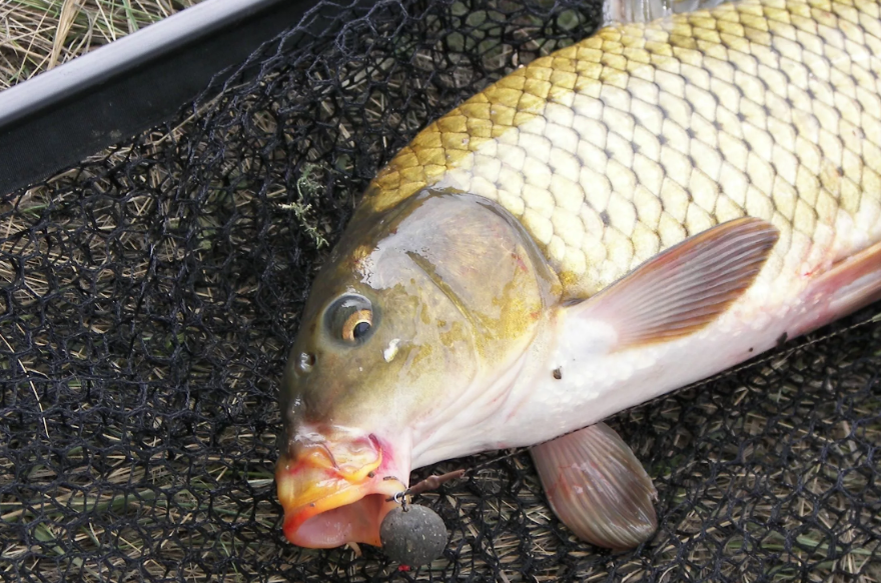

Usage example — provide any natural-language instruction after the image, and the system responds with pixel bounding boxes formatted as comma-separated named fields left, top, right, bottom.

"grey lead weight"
left=380, top=504, right=448, bottom=566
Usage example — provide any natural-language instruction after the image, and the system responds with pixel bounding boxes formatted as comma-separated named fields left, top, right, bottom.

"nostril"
left=298, top=352, right=316, bottom=373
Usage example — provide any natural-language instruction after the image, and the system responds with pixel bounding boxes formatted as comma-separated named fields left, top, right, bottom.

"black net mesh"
left=2, top=0, right=879, bottom=581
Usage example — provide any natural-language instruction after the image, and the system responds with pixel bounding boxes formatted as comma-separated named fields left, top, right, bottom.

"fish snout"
left=276, top=428, right=407, bottom=548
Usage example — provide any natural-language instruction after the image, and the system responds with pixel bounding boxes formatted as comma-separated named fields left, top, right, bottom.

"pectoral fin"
left=531, top=422, right=657, bottom=549
left=567, top=217, right=779, bottom=350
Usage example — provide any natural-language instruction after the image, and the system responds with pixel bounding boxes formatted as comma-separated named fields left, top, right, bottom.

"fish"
left=275, top=0, right=881, bottom=552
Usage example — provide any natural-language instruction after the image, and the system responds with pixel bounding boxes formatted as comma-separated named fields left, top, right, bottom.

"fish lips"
left=276, top=431, right=407, bottom=548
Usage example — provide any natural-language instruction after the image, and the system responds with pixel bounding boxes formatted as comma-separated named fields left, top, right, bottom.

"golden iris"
left=342, top=309, right=373, bottom=342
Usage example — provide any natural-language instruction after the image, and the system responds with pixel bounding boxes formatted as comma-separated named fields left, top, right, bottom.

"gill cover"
left=277, top=189, right=558, bottom=548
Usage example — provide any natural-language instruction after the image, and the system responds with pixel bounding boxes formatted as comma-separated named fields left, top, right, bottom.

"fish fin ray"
left=602, top=0, right=730, bottom=25
left=793, top=239, right=881, bottom=337
left=531, top=422, right=657, bottom=549
left=569, top=217, right=779, bottom=349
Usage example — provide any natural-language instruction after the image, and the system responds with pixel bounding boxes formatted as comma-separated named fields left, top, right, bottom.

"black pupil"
left=353, top=321, right=371, bottom=339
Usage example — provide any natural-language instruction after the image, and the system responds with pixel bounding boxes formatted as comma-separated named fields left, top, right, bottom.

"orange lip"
left=276, top=430, right=407, bottom=548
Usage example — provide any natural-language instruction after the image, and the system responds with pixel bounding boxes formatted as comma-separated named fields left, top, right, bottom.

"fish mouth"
left=276, top=430, right=408, bottom=548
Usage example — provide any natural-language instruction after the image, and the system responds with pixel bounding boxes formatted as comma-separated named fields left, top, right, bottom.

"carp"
left=276, top=0, right=881, bottom=553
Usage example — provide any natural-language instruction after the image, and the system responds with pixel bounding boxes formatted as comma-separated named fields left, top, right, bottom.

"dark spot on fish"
left=686, top=128, right=696, bottom=139
left=837, top=166, right=844, bottom=177
left=776, top=332, right=788, bottom=347
left=658, top=135, right=668, bottom=146
left=749, top=347, right=754, bottom=352
left=310, top=503, right=316, bottom=507
left=713, top=121, right=723, bottom=131
left=368, top=471, right=376, bottom=478
left=600, top=211, right=611, bottom=225
left=553, top=367, right=563, bottom=380
left=736, top=112, right=746, bottom=122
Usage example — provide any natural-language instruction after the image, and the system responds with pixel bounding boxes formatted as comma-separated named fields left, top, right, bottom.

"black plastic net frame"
left=1, top=0, right=879, bottom=581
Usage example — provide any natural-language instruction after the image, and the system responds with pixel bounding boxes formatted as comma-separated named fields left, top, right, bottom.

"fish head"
left=276, top=189, right=559, bottom=548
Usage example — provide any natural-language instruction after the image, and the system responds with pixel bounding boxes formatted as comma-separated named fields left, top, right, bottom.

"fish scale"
left=366, top=0, right=881, bottom=299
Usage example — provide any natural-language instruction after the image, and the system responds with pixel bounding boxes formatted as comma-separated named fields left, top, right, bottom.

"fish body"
left=277, top=0, right=881, bottom=551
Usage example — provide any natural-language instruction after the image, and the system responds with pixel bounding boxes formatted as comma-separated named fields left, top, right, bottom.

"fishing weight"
left=380, top=504, right=447, bottom=566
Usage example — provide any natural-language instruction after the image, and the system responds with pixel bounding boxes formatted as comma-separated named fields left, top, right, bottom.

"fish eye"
left=326, top=294, right=376, bottom=345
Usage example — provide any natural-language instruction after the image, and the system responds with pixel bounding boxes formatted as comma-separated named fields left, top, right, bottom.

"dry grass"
left=0, top=0, right=204, bottom=90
